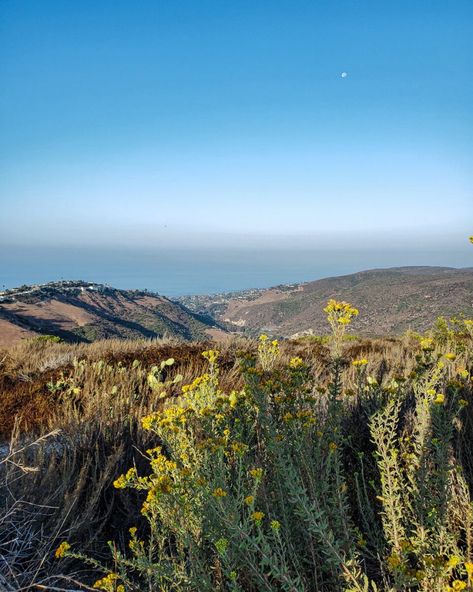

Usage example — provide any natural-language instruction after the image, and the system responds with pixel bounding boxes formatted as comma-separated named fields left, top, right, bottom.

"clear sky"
left=1, top=0, right=472, bottom=254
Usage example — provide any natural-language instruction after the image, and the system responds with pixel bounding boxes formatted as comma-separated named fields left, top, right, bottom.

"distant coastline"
left=2, top=245, right=472, bottom=297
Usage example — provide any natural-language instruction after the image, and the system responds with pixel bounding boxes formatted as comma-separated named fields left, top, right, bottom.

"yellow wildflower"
left=434, top=393, right=445, bottom=405
left=328, top=442, right=338, bottom=451
left=244, top=495, right=255, bottom=506
left=420, top=338, right=434, bottom=350
left=452, top=581, right=467, bottom=591
left=93, top=573, right=121, bottom=591
left=212, top=487, right=227, bottom=498
left=251, top=511, right=265, bottom=523
left=352, top=358, right=368, bottom=367
left=202, top=350, right=219, bottom=364
left=324, top=299, right=359, bottom=320
left=249, top=468, right=263, bottom=480
left=447, top=555, right=460, bottom=569
left=465, top=562, right=473, bottom=577
left=141, top=412, right=158, bottom=431
left=289, top=356, right=304, bottom=369
left=445, top=352, right=457, bottom=361
left=270, top=520, right=281, bottom=531
left=229, top=390, right=239, bottom=407
left=54, top=541, right=70, bottom=558
left=231, top=441, right=248, bottom=456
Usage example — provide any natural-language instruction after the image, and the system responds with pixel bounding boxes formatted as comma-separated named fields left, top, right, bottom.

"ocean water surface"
left=1, top=246, right=470, bottom=297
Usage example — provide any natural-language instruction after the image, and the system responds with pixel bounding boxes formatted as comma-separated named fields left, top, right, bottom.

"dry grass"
left=0, top=336, right=419, bottom=438
left=0, top=333, right=462, bottom=590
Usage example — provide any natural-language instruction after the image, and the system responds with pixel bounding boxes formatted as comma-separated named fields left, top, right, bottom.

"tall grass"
left=0, top=311, right=472, bottom=591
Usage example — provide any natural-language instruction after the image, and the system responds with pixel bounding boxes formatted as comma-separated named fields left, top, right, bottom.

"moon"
left=341, top=72, right=348, bottom=78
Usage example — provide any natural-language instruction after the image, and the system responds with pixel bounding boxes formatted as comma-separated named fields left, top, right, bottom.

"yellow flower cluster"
left=352, top=358, right=368, bottom=367
left=445, top=581, right=467, bottom=591
left=447, top=555, right=460, bottom=569
left=324, top=299, right=359, bottom=326
left=141, top=412, right=159, bottom=431
left=249, top=468, right=263, bottom=480
left=202, top=349, right=219, bottom=364
left=54, top=541, right=71, bottom=558
left=142, top=404, right=193, bottom=434
left=212, top=487, right=227, bottom=498
left=251, top=511, right=265, bottom=523
left=258, top=335, right=280, bottom=371
left=289, top=356, right=304, bottom=369
left=182, top=374, right=211, bottom=394
left=420, top=337, right=434, bottom=351
left=93, top=572, right=124, bottom=592
left=113, top=468, right=137, bottom=489
left=230, top=441, right=248, bottom=456
left=149, top=449, right=178, bottom=474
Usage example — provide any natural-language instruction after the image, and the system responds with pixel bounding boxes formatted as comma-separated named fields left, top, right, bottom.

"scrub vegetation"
left=1, top=301, right=472, bottom=592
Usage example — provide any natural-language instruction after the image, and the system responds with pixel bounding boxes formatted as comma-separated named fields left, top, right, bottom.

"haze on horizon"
left=1, top=0, right=472, bottom=260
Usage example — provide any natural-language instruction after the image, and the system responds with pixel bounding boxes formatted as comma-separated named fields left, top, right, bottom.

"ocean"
left=1, top=245, right=469, bottom=297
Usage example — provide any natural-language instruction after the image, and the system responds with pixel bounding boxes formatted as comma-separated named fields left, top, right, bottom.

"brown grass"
left=0, top=335, right=421, bottom=439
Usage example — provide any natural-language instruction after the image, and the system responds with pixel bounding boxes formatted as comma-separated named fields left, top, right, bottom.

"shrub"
left=54, top=304, right=473, bottom=591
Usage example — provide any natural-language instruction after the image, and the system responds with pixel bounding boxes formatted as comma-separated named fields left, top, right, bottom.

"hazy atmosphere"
left=1, top=0, right=472, bottom=293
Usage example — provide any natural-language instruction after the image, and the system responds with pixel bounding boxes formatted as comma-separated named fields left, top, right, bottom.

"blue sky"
left=1, top=0, right=472, bottom=253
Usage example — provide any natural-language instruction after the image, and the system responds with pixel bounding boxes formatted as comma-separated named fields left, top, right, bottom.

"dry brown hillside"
left=179, top=266, right=473, bottom=337
left=0, top=281, right=226, bottom=346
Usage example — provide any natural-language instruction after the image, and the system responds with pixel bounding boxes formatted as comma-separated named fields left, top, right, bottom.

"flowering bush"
left=57, top=301, right=473, bottom=592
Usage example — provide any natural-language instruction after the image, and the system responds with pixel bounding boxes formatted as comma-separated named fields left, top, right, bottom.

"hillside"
left=0, top=281, right=225, bottom=346
left=2, top=267, right=473, bottom=346
left=178, top=266, right=473, bottom=337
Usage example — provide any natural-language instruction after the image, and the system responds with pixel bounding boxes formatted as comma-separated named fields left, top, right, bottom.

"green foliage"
left=57, top=303, right=473, bottom=592
left=34, top=334, right=63, bottom=343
